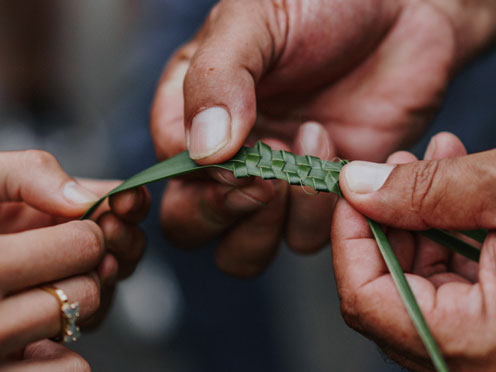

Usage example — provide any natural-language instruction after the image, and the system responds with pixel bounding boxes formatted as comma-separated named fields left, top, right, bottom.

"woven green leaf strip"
left=229, top=142, right=345, bottom=194
left=82, top=140, right=488, bottom=372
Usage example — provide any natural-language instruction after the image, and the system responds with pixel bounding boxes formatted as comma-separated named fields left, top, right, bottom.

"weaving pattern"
left=229, top=141, right=347, bottom=194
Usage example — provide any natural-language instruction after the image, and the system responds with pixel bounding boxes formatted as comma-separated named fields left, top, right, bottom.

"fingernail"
left=297, top=122, right=329, bottom=157
left=63, top=181, right=98, bottom=204
left=424, top=135, right=438, bottom=160
left=189, top=107, right=231, bottom=159
left=343, top=161, right=395, bottom=194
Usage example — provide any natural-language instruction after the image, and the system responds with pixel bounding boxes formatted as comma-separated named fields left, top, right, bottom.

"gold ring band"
left=42, top=285, right=81, bottom=343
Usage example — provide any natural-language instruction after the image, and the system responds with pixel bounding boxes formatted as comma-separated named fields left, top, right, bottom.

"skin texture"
left=151, top=0, right=496, bottom=277
left=334, top=132, right=496, bottom=371
left=0, top=150, right=149, bottom=370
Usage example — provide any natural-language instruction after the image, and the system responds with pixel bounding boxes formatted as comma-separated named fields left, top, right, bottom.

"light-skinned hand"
left=0, top=150, right=149, bottom=370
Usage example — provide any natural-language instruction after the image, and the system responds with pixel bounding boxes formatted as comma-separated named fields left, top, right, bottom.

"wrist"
left=429, top=0, right=496, bottom=64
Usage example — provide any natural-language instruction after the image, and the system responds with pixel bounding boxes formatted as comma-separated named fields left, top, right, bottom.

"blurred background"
left=0, top=1, right=495, bottom=371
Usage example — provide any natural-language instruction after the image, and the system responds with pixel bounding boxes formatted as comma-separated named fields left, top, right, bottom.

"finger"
left=478, top=232, right=496, bottom=318
left=79, top=275, right=116, bottom=331
left=450, top=250, right=478, bottom=283
left=385, top=150, right=417, bottom=272
left=331, top=198, right=437, bottom=353
left=151, top=42, right=196, bottom=160
left=331, top=198, right=388, bottom=303
left=79, top=178, right=152, bottom=223
left=160, top=138, right=287, bottom=249
left=0, top=340, right=90, bottom=372
left=0, top=151, right=98, bottom=218
left=97, top=254, right=119, bottom=286
left=386, top=134, right=476, bottom=284
left=412, top=133, right=462, bottom=280
left=424, top=134, right=479, bottom=281
left=181, top=1, right=287, bottom=163
left=108, top=186, right=150, bottom=224
left=387, top=228, right=415, bottom=272
left=386, top=150, right=417, bottom=164
left=77, top=178, right=121, bottom=197
left=286, top=122, right=338, bottom=253
left=339, top=134, right=496, bottom=231
left=0, top=178, right=124, bottom=235
left=422, top=131, right=467, bottom=159
left=412, top=234, right=473, bottom=287
left=161, top=176, right=274, bottom=249
left=98, top=212, right=146, bottom=278
left=0, top=220, right=104, bottom=293
left=0, top=274, right=100, bottom=358
left=0, top=179, right=127, bottom=235
left=215, top=180, right=288, bottom=278
left=0, top=204, right=63, bottom=235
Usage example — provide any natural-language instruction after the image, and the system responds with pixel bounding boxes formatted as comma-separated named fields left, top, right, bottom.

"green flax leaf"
left=368, top=219, right=449, bottom=372
left=81, top=141, right=346, bottom=219
left=81, top=141, right=481, bottom=264
left=83, top=141, right=461, bottom=371
left=419, top=229, right=480, bottom=262
left=459, top=229, right=488, bottom=244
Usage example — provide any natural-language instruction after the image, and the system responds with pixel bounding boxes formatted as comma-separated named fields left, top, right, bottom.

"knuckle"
left=23, top=149, right=57, bottom=168
left=408, top=160, right=441, bottom=216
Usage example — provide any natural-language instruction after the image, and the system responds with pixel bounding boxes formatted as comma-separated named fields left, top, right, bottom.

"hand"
left=0, top=150, right=149, bottom=366
left=0, top=340, right=91, bottom=372
left=332, top=132, right=496, bottom=371
left=151, top=0, right=496, bottom=276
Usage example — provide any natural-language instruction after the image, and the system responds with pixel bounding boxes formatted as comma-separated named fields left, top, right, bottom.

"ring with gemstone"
left=41, top=285, right=81, bottom=343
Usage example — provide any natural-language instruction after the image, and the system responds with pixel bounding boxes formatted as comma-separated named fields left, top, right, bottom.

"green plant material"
left=81, top=141, right=481, bottom=264
left=81, top=142, right=346, bottom=219
left=368, top=219, right=449, bottom=372
left=420, top=230, right=480, bottom=262
left=459, top=229, right=488, bottom=244
left=83, top=141, right=461, bottom=371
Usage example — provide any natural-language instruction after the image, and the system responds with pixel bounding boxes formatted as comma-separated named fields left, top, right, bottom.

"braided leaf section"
left=227, top=141, right=347, bottom=195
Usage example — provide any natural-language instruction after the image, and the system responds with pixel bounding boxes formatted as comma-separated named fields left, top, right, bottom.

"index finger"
left=0, top=220, right=104, bottom=294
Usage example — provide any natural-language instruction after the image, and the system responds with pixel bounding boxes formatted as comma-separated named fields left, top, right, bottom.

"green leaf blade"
left=368, top=219, right=449, bottom=372
left=420, top=229, right=480, bottom=262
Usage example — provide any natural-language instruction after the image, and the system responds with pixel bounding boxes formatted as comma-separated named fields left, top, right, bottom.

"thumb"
left=339, top=149, right=496, bottom=231
left=184, top=1, right=286, bottom=164
left=0, top=150, right=98, bottom=217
